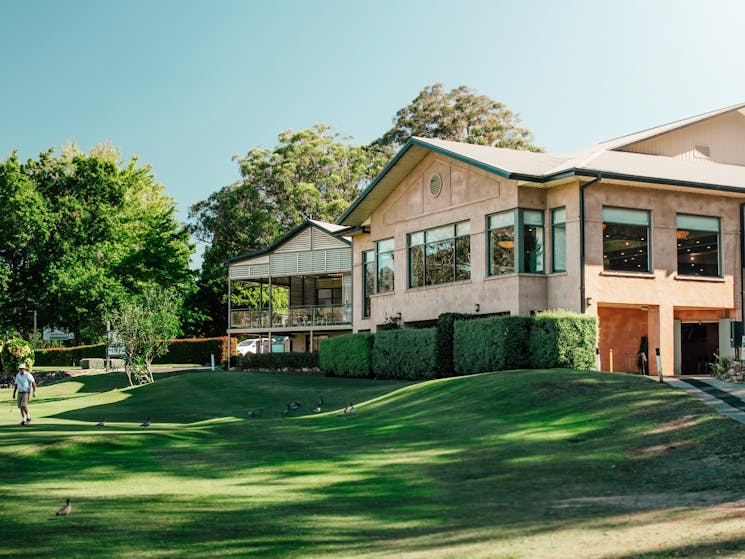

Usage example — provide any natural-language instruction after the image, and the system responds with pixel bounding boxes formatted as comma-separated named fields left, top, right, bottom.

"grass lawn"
left=2, top=369, right=745, bottom=558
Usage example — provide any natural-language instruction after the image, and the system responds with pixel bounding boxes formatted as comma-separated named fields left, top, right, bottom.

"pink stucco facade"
left=344, top=107, right=745, bottom=376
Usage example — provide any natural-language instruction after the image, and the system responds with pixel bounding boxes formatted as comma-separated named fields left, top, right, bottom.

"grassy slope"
left=2, top=370, right=745, bottom=558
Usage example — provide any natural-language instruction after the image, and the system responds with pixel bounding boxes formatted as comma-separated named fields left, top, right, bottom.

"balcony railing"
left=231, top=304, right=351, bottom=329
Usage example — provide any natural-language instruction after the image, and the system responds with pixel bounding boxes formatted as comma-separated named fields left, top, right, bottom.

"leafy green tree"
left=0, top=144, right=194, bottom=343
left=374, top=83, right=542, bottom=151
left=0, top=152, right=51, bottom=335
left=107, top=287, right=181, bottom=385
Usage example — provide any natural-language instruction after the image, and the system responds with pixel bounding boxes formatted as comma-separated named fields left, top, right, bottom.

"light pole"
left=29, top=310, right=37, bottom=349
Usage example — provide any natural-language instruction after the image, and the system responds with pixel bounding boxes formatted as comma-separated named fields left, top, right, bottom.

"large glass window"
left=362, top=250, right=375, bottom=318
left=488, top=209, right=544, bottom=275
left=408, top=221, right=470, bottom=287
left=602, top=207, right=651, bottom=273
left=551, top=207, right=566, bottom=273
left=376, top=239, right=394, bottom=293
left=522, top=210, right=544, bottom=273
left=488, top=211, right=515, bottom=276
left=676, top=214, right=720, bottom=277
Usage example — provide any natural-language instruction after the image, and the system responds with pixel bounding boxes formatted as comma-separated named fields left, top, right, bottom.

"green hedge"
left=372, top=328, right=437, bottom=380
left=152, top=337, right=232, bottom=365
left=236, top=352, right=319, bottom=371
left=35, top=337, right=234, bottom=367
left=453, top=316, right=532, bottom=375
left=34, top=343, right=106, bottom=367
left=319, top=333, right=375, bottom=377
left=435, top=313, right=480, bottom=377
left=528, top=310, right=597, bottom=369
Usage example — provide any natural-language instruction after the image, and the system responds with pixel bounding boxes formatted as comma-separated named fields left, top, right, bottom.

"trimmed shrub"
left=319, top=333, right=375, bottom=377
left=528, top=309, right=597, bottom=369
left=453, top=316, right=532, bottom=375
left=35, top=337, right=235, bottom=368
left=236, top=351, right=319, bottom=371
left=34, top=343, right=102, bottom=367
left=372, top=328, right=437, bottom=380
left=1, top=338, right=35, bottom=373
left=435, top=312, right=480, bottom=376
left=152, top=337, right=233, bottom=365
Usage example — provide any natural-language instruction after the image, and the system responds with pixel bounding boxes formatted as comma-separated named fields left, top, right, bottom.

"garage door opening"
left=680, top=322, right=718, bottom=375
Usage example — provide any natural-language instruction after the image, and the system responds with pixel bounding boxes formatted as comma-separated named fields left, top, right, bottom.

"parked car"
left=236, top=337, right=287, bottom=356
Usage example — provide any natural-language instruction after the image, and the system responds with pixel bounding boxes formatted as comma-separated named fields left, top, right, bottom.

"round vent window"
left=429, top=173, right=443, bottom=197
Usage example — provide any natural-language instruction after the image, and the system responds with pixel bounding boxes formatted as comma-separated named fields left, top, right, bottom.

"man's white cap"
left=17, top=363, right=26, bottom=369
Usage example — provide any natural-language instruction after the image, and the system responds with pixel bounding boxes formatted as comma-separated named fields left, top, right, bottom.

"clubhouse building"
left=229, top=103, right=745, bottom=376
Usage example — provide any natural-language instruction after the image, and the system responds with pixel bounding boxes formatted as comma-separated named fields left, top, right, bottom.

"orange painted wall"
left=598, top=307, right=649, bottom=373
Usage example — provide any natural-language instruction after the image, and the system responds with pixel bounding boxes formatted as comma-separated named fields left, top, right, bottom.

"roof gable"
left=226, top=220, right=350, bottom=264
left=338, top=103, right=745, bottom=227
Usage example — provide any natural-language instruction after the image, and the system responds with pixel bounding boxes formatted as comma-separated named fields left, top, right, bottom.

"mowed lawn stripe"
left=2, top=370, right=745, bottom=558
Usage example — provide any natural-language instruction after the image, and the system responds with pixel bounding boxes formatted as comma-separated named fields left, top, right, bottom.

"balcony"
left=230, top=304, right=351, bottom=330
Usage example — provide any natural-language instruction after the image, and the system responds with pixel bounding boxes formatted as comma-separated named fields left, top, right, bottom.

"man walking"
left=12, top=363, right=36, bottom=425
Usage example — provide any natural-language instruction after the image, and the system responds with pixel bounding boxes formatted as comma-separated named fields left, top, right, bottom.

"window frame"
left=407, top=221, right=471, bottom=288
left=551, top=207, right=566, bottom=273
left=362, top=249, right=375, bottom=319
left=602, top=206, right=652, bottom=273
left=376, top=238, right=395, bottom=294
left=676, top=213, right=721, bottom=278
left=487, top=209, right=545, bottom=276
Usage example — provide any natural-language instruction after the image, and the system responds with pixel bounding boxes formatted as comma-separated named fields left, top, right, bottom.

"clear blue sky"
left=2, top=0, right=744, bottom=264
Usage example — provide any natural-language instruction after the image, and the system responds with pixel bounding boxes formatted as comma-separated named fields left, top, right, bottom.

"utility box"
left=730, top=321, right=743, bottom=347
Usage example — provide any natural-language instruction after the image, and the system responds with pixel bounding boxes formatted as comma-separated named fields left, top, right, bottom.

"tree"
left=374, top=83, right=542, bottom=151
left=0, top=144, right=195, bottom=344
left=107, top=287, right=181, bottom=386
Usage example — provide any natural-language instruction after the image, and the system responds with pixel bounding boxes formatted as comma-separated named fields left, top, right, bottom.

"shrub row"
left=453, top=316, right=532, bottom=375
left=319, top=310, right=598, bottom=380
left=236, top=351, right=320, bottom=371
left=152, top=337, right=233, bottom=365
left=372, top=328, right=437, bottom=380
left=318, top=333, right=374, bottom=377
left=34, top=343, right=106, bottom=367
left=35, top=337, right=234, bottom=367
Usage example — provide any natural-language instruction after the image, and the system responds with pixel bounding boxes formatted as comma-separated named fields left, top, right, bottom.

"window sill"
left=548, top=271, right=568, bottom=277
left=407, top=279, right=472, bottom=291
left=370, top=291, right=395, bottom=297
left=600, top=270, right=656, bottom=279
left=485, top=272, right=547, bottom=280
left=674, top=274, right=725, bottom=283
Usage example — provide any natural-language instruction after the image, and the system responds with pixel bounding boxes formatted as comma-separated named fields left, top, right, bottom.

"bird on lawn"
left=140, top=418, right=151, bottom=428
left=248, top=409, right=263, bottom=418
left=312, top=404, right=322, bottom=413
left=344, top=403, right=356, bottom=415
left=289, top=401, right=301, bottom=410
left=95, top=419, right=106, bottom=427
left=56, top=498, right=72, bottom=516
left=281, top=405, right=290, bottom=416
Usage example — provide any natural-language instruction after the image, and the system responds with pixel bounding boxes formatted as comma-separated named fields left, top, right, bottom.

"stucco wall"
left=350, top=151, right=743, bottom=377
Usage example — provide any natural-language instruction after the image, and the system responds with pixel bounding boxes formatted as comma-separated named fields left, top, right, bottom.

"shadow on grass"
left=3, top=370, right=745, bottom=558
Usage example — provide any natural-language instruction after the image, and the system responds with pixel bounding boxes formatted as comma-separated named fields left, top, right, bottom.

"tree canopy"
left=0, top=144, right=194, bottom=343
left=107, top=286, right=182, bottom=385
left=373, top=83, right=542, bottom=151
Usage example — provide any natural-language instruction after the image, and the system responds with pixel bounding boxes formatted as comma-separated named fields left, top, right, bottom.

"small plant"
left=1, top=337, right=34, bottom=373
left=709, top=354, right=733, bottom=379
left=377, top=313, right=402, bottom=331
